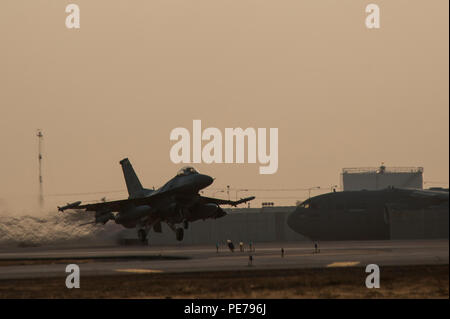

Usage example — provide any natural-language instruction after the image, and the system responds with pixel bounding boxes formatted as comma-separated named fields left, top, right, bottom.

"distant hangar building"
left=341, top=166, right=423, bottom=191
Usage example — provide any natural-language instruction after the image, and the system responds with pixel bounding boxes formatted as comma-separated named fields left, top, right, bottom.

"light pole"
left=36, top=129, right=44, bottom=209
left=308, top=186, right=321, bottom=199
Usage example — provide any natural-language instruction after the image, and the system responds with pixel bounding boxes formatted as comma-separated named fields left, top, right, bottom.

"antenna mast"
left=37, top=129, right=44, bottom=208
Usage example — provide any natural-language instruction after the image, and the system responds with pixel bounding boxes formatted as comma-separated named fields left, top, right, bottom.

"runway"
left=0, top=240, right=447, bottom=280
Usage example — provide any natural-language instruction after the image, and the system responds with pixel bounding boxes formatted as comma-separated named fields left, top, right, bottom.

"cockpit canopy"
left=298, top=199, right=318, bottom=209
left=176, top=166, right=199, bottom=176
left=298, top=199, right=311, bottom=209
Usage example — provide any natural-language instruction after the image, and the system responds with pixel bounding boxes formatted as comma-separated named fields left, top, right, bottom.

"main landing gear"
left=137, top=229, right=148, bottom=244
left=168, top=223, right=185, bottom=241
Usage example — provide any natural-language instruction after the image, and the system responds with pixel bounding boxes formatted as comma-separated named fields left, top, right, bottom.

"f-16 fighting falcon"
left=58, top=158, right=255, bottom=243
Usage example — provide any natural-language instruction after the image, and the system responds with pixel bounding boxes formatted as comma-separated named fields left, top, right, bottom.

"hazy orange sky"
left=0, top=1, right=448, bottom=211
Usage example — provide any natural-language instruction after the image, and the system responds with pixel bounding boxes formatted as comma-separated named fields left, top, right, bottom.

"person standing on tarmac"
left=248, top=254, right=253, bottom=266
left=227, top=239, right=235, bottom=252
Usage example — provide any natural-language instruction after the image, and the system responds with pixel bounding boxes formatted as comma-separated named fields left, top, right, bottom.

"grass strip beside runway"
left=0, top=264, right=447, bottom=298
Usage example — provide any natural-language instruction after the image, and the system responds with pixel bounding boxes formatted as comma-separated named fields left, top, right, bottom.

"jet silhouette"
left=59, top=158, right=255, bottom=243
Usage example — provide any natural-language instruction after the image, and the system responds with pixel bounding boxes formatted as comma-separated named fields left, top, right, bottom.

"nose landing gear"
left=176, top=228, right=184, bottom=241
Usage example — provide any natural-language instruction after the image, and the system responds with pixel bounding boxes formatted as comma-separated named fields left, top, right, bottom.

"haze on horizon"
left=0, top=0, right=448, bottom=212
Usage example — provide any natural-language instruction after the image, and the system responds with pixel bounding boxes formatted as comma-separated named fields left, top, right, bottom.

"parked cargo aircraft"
left=58, top=158, right=255, bottom=243
left=287, top=187, right=449, bottom=240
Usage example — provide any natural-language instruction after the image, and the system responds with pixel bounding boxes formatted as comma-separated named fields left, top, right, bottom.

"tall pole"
left=308, top=186, right=320, bottom=199
left=37, top=129, right=44, bottom=208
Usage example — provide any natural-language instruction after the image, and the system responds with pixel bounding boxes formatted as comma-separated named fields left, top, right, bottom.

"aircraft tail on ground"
left=120, top=158, right=144, bottom=198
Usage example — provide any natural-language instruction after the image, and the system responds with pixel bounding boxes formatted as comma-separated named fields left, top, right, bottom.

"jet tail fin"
left=120, top=158, right=144, bottom=197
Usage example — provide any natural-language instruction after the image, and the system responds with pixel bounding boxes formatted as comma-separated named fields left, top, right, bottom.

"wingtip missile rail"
left=58, top=201, right=82, bottom=212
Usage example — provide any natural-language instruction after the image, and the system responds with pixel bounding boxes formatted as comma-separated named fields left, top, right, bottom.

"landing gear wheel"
left=176, top=228, right=184, bottom=241
left=138, top=229, right=147, bottom=244
left=183, top=220, right=189, bottom=229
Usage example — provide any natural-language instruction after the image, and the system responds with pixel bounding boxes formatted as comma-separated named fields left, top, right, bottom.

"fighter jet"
left=59, top=158, right=255, bottom=243
left=287, top=187, right=449, bottom=241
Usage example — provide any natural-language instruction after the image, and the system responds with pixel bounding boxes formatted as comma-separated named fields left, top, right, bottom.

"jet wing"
left=68, top=198, right=130, bottom=213
left=58, top=189, right=174, bottom=213
left=199, top=195, right=255, bottom=207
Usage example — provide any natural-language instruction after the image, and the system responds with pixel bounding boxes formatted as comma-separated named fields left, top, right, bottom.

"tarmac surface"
left=0, top=240, right=447, bottom=279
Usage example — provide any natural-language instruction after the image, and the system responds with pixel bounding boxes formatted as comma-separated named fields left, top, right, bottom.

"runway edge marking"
left=326, top=261, right=360, bottom=268
left=115, top=269, right=163, bottom=274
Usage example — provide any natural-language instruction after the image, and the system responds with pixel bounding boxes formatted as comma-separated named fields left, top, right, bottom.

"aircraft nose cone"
left=287, top=208, right=307, bottom=233
left=199, top=174, right=214, bottom=188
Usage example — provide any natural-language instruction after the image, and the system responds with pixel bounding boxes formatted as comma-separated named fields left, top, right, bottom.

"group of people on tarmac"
left=216, top=240, right=255, bottom=253
left=215, top=240, right=320, bottom=267
left=214, top=240, right=256, bottom=266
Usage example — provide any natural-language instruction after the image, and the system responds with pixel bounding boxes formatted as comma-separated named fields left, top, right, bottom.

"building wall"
left=117, top=202, right=448, bottom=245
left=119, top=206, right=307, bottom=246
left=342, top=171, right=423, bottom=191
